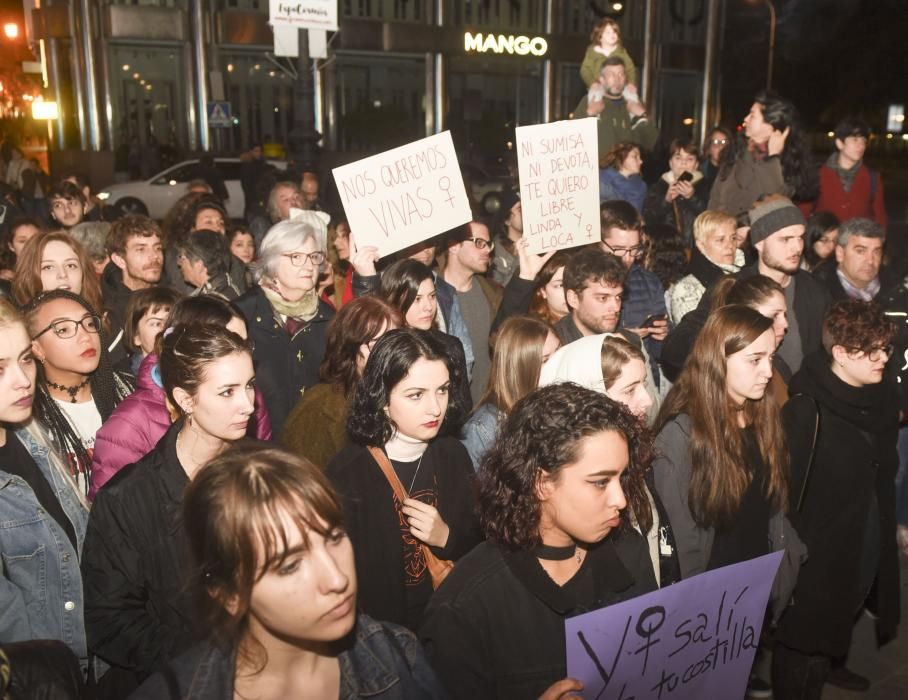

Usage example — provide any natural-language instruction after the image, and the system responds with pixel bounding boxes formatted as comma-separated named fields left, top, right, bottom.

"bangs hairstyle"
left=479, top=315, right=552, bottom=413
left=320, top=295, right=404, bottom=394
left=379, top=258, right=435, bottom=319
left=479, top=382, right=653, bottom=548
left=347, top=327, right=466, bottom=446
left=656, top=305, right=788, bottom=528
left=159, top=323, right=251, bottom=414
left=821, top=299, right=897, bottom=357
left=11, top=231, right=106, bottom=326
left=122, top=286, right=182, bottom=356
left=183, top=443, right=344, bottom=667
left=590, top=17, right=621, bottom=44
left=253, top=219, right=325, bottom=284
left=600, top=334, right=646, bottom=390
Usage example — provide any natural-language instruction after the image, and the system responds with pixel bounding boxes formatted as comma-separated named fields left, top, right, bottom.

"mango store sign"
left=332, top=131, right=472, bottom=258
left=464, top=32, right=548, bottom=57
left=516, top=118, right=599, bottom=254
left=566, top=551, right=782, bottom=700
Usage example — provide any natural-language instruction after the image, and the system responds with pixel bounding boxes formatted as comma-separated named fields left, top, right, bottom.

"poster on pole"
left=565, top=551, right=783, bottom=700
left=516, top=118, right=600, bottom=254
left=270, top=0, right=338, bottom=32
left=332, top=131, right=472, bottom=258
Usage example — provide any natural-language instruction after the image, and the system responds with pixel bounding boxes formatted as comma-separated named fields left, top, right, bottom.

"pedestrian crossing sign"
left=207, top=101, right=233, bottom=128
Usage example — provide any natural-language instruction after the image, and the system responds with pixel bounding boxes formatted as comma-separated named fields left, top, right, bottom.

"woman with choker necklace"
left=652, top=306, right=803, bottom=611
left=419, top=382, right=656, bottom=698
left=21, top=289, right=134, bottom=498
left=81, top=323, right=255, bottom=697
left=326, top=328, right=479, bottom=632
left=235, top=212, right=335, bottom=434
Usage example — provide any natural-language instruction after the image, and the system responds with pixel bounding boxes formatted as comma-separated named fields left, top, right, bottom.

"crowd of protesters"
left=0, top=33, right=905, bottom=698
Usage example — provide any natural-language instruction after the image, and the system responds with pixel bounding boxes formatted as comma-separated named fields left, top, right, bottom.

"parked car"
left=97, top=158, right=287, bottom=220
left=461, top=163, right=515, bottom=216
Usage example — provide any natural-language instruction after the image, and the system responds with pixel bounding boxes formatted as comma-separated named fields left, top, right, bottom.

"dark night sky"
left=721, top=0, right=908, bottom=129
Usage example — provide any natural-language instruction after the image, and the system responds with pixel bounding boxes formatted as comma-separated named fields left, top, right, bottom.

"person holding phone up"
left=643, top=139, right=708, bottom=245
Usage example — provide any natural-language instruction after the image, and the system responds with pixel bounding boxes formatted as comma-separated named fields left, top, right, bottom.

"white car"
left=97, top=158, right=287, bottom=220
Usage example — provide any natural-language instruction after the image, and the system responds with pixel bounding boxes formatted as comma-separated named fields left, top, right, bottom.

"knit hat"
left=496, top=188, right=520, bottom=221
left=748, top=197, right=806, bottom=245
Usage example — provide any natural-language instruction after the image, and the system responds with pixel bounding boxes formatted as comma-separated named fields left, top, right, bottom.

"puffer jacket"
left=90, top=353, right=272, bottom=499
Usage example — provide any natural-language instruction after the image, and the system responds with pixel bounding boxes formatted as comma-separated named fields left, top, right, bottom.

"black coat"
left=642, top=176, right=708, bottom=244
left=662, top=265, right=830, bottom=382
left=419, top=534, right=657, bottom=699
left=235, top=285, right=335, bottom=434
left=81, top=421, right=195, bottom=692
left=777, top=352, right=901, bottom=656
left=326, top=437, right=481, bottom=631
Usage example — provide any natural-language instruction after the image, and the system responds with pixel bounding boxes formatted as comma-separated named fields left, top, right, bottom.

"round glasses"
left=851, top=345, right=894, bottom=362
left=282, top=251, right=326, bottom=267
left=33, top=313, right=102, bottom=340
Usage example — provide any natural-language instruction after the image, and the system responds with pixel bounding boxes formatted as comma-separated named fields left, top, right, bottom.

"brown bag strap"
left=368, top=446, right=409, bottom=501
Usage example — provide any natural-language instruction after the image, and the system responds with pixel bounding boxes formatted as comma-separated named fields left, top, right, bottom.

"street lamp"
left=750, top=0, right=776, bottom=90
left=3, top=23, right=18, bottom=40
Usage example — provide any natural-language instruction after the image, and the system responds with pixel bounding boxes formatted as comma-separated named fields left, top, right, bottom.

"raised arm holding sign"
left=332, top=131, right=472, bottom=259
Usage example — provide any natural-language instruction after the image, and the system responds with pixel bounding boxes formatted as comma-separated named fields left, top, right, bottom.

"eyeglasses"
left=282, top=251, right=326, bottom=267
left=33, top=313, right=102, bottom=340
left=711, top=138, right=728, bottom=145
left=849, top=344, right=894, bottom=362
left=602, top=241, right=645, bottom=259
left=465, top=238, right=494, bottom=251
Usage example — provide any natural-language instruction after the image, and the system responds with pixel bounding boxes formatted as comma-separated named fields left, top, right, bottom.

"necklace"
left=406, top=452, right=425, bottom=494
left=47, top=376, right=91, bottom=403
left=533, top=543, right=584, bottom=564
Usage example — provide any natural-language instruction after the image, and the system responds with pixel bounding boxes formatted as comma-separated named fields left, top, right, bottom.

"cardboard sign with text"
left=332, top=131, right=472, bottom=258
left=566, top=551, right=783, bottom=700
left=516, top=118, right=599, bottom=254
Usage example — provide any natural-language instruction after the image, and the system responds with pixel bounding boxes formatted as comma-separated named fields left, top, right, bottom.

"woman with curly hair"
left=772, top=301, right=900, bottom=698
left=709, top=91, right=817, bottom=216
left=420, top=382, right=656, bottom=699
left=326, top=328, right=479, bottom=632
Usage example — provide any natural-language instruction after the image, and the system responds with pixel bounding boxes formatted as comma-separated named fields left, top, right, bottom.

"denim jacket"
left=0, top=428, right=89, bottom=660
left=460, top=403, right=500, bottom=471
left=130, top=614, right=446, bottom=699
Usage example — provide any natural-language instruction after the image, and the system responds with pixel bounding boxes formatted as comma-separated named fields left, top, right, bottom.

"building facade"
left=30, top=0, right=711, bottom=173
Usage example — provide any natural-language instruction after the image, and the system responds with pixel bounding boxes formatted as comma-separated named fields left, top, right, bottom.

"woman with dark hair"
left=529, top=250, right=571, bottom=326
left=379, top=257, right=472, bottom=415
left=20, top=290, right=134, bottom=499
left=326, top=328, right=479, bottom=632
left=162, top=192, right=233, bottom=294
left=420, top=382, right=656, bottom=698
left=643, top=139, right=708, bottom=244
left=236, top=215, right=335, bottom=434
left=12, top=231, right=108, bottom=327
left=281, top=295, right=404, bottom=468
left=118, top=285, right=181, bottom=374
left=772, top=301, right=900, bottom=699
left=802, top=210, right=839, bottom=272
left=652, top=305, right=803, bottom=604
left=322, top=217, right=353, bottom=309
left=0, top=299, right=90, bottom=667
left=461, top=315, right=559, bottom=469
left=82, top=323, right=256, bottom=696
left=700, top=126, right=732, bottom=193
left=131, top=443, right=445, bottom=699
left=91, top=294, right=272, bottom=498
left=599, top=143, right=646, bottom=212
left=709, top=91, right=817, bottom=216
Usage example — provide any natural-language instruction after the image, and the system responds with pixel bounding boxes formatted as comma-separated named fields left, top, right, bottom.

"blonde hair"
left=600, top=335, right=646, bottom=390
left=693, top=210, right=736, bottom=246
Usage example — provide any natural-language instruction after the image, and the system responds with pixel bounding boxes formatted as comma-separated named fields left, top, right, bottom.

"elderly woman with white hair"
left=235, top=210, right=334, bottom=433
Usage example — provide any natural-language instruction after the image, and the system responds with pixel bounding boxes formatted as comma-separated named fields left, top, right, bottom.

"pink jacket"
left=90, top=353, right=272, bottom=499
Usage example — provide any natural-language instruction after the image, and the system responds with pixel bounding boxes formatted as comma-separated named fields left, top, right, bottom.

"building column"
left=77, top=0, right=101, bottom=150
left=45, top=39, right=66, bottom=148
left=542, top=0, right=554, bottom=123
left=67, top=1, right=87, bottom=149
left=432, top=0, right=444, bottom=133
left=190, top=0, right=209, bottom=151
left=699, top=0, right=721, bottom=145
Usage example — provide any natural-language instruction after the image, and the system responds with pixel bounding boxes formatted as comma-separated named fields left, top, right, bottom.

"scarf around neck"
left=261, top=282, right=318, bottom=321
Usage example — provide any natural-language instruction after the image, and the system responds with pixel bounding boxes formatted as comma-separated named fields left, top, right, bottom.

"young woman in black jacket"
left=326, top=328, right=480, bottom=632
left=773, top=300, right=900, bottom=699
left=81, top=323, right=256, bottom=697
left=419, top=382, right=657, bottom=699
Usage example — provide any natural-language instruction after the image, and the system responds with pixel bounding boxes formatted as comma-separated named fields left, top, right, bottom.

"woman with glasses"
left=700, top=127, right=732, bottom=193
left=772, top=300, right=901, bottom=699
left=281, top=296, right=404, bottom=469
left=236, top=216, right=335, bottom=433
left=326, top=328, right=479, bottom=632
left=0, top=298, right=91, bottom=668
left=20, top=290, right=134, bottom=498
left=82, top=323, right=256, bottom=697
left=91, top=295, right=272, bottom=498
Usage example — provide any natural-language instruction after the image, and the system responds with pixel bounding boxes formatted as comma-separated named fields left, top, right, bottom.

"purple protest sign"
left=566, top=551, right=783, bottom=700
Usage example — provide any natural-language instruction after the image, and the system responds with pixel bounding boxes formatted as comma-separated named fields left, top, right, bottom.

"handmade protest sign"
left=332, top=131, right=472, bottom=258
left=516, top=118, right=599, bottom=254
left=566, top=551, right=783, bottom=700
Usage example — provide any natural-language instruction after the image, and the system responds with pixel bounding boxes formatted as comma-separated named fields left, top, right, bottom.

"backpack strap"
left=791, top=393, right=821, bottom=512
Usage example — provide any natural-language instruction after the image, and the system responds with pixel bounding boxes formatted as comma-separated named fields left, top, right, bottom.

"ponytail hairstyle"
left=709, top=274, right=784, bottom=311
left=20, top=290, right=134, bottom=495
